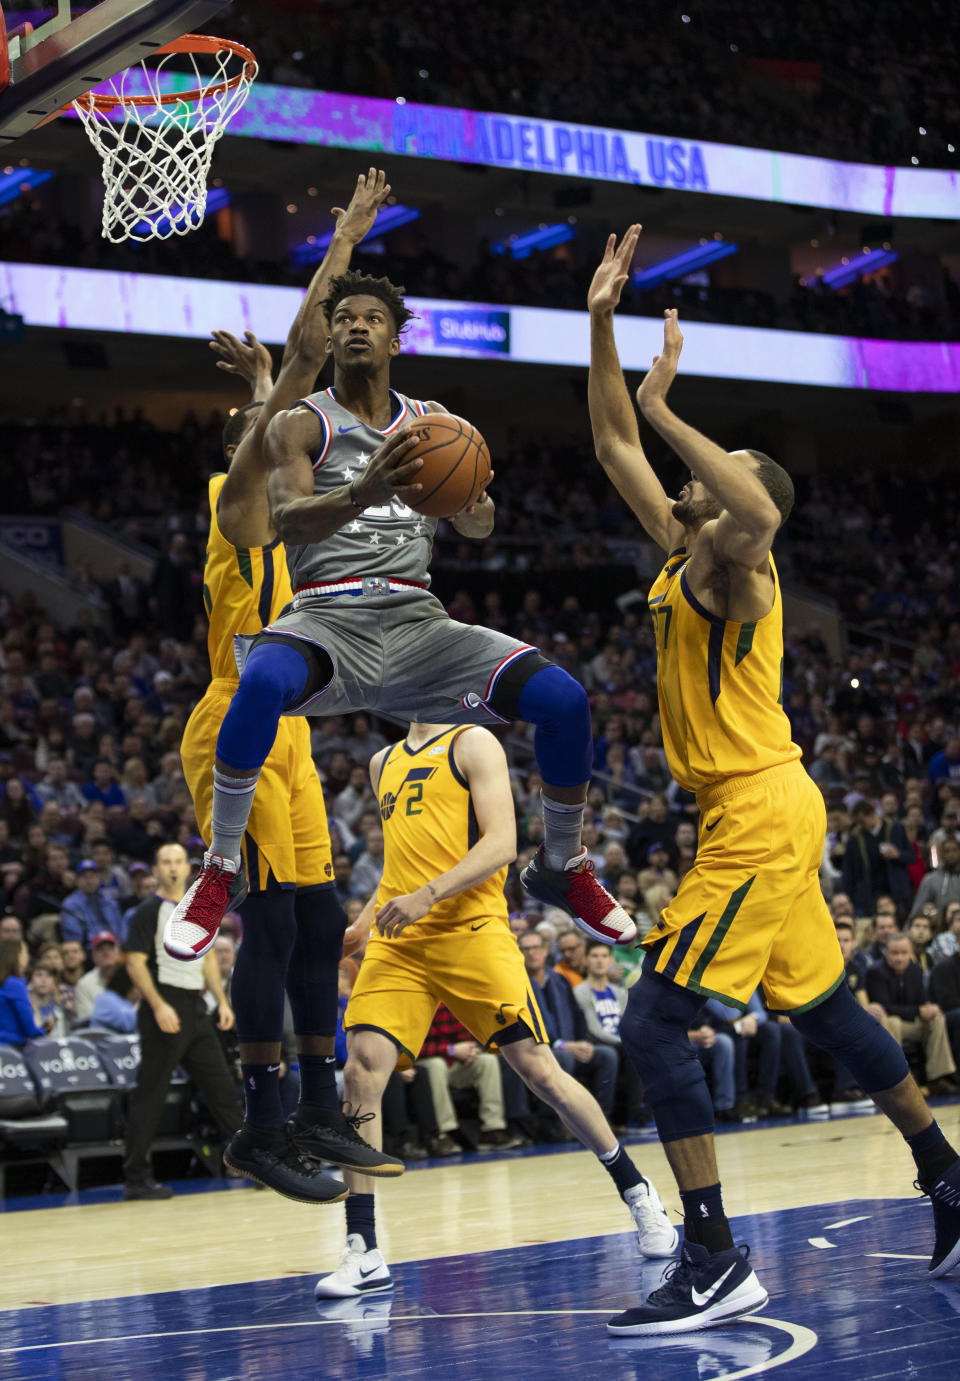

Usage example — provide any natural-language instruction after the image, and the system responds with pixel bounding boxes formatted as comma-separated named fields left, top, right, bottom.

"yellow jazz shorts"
left=641, top=761, right=844, bottom=1013
left=180, top=683, right=333, bottom=891
left=344, top=922, right=548, bottom=1064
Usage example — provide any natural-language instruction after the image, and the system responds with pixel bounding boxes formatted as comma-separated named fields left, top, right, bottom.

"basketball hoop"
left=72, top=34, right=257, bottom=244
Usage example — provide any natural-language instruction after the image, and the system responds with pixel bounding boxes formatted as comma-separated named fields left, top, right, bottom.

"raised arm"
left=215, top=168, right=392, bottom=489
left=265, top=407, right=423, bottom=544
left=637, top=310, right=779, bottom=569
left=374, top=728, right=517, bottom=939
left=587, top=226, right=683, bottom=553
left=281, top=167, right=392, bottom=377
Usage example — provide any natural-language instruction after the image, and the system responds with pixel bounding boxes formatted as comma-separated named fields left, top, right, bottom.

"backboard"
left=0, top=0, right=229, bottom=144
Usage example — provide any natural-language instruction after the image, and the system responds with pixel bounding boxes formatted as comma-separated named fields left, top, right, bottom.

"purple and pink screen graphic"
left=2, top=260, right=958, bottom=393
left=63, top=71, right=960, bottom=221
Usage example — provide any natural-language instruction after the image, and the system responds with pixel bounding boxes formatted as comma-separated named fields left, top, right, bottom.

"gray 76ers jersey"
left=284, top=387, right=438, bottom=598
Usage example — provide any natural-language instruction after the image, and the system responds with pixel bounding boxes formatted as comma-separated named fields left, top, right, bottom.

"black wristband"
left=348, top=479, right=365, bottom=510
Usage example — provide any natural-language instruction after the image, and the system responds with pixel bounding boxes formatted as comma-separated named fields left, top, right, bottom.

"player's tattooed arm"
left=637, top=310, right=779, bottom=568
left=587, top=226, right=683, bottom=553
left=265, top=407, right=422, bottom=543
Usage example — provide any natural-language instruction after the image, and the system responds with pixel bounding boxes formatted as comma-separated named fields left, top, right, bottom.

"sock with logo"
left=679, top=1182, right=734, bottom=1254
left=907, top=1120, right=959, bottom=1189
left=241, top=1063, right=285, bottom=1130
left=297, top=1054, right=340, bottom=1112
left=346, top=1193, right=378, bottom=1251
left=598, top=1144, right=644, bottom=1198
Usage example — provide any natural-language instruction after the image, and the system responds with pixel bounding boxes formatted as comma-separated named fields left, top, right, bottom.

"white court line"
left=807, top=1236, right=836, bottom=1249
left=866, top=1252, right=928, bottom=1260
left=0, top=1310, right=817, bottom=1370
left=710, top=1317, right=818, bottom=1381
left=822, top=1215, right=871, bottom=1230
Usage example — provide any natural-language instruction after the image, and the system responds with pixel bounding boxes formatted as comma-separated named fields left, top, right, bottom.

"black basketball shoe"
left=607, top=1241, right=768, bottom=1335
left=288, top=1104, right=405, bottom=1177
left=224, top=1126, right=348, bottom=1204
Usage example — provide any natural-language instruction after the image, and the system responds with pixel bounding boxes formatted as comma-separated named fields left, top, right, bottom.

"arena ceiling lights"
left=821, top=249, right=900, bottom=290
left=632, top=242, right=739, bottom=290
left=0, top=165, right=52, bottom=207
left=292, top=204, right=420, bottom=266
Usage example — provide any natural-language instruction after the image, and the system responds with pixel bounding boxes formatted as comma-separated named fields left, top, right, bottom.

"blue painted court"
left=2, top=1196, right=958, bottom=1380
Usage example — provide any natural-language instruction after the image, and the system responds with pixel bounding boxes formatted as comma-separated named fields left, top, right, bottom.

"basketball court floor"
left=2, top=1104, right=959, bottom=1380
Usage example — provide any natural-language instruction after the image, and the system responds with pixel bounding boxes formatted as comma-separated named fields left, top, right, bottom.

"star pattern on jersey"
left=413, top=520, right=427, bottom=535
left=395, top=533, right=408, bottom=546
left=345, top=520, right=363, bottom=533
left=368, top=531, right=382, bottom=546
left=343, top=467, right=356, bottom=481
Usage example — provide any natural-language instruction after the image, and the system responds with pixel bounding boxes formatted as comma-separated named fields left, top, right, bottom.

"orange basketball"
left=403, top=413, right=491, bottom=518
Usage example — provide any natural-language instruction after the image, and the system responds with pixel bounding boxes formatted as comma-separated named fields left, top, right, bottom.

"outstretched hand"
left=636, top=308, right=684, bottom=413
left=209, top=329, right=273, bottom=388
left=587, top=224, right=642, bottom=315
left=331, top=167, right=392, bottom=246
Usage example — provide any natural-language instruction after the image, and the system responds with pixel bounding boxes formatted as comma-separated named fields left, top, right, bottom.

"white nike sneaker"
left=625, top=1176, right=680, bottom=1259
left=314, top=1233, right=394, bottom=1298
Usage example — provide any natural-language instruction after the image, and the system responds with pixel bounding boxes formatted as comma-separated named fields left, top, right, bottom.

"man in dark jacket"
left=867, top=934, right=958, bottom=1094
left=841, top=799, right=914, bottom=918
left=518, top=931, right=618, bottom=1115
left=929, top=951, right=960, bottom=1067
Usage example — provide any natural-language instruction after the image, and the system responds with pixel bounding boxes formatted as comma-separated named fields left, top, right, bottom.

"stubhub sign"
left=430, top=308, right=510, bottom=355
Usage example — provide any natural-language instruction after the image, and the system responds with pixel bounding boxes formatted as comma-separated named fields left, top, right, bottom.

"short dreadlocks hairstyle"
left=321, top=271, right=416, bottom=335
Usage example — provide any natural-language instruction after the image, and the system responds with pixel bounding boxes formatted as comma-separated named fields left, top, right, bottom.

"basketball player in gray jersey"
left=165, top=269, right=636, bottom=967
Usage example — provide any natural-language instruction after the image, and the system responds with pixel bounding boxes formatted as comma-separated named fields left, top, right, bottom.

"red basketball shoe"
left=163, top=851, right=248, bottom=960
left=521, top=846, right=637, bottom=945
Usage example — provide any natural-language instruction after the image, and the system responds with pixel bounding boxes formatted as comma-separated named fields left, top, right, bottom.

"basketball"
left=402, top=413, right=491, bottom=518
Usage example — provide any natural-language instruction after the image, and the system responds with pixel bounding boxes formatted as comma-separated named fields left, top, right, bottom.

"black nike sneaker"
left=223, top=1126, right=348, bottom=1204
left=288, top=1104, right=405, bottom=1177
left=919, top=1169, right=960, bottom=1278
left=607, top=1240, right=768, bottom=1335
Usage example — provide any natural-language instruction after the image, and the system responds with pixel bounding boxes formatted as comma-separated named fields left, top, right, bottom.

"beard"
left=672, top=492, right=723, bottom=529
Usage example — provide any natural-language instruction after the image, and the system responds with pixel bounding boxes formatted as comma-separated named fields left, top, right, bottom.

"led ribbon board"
left=70, top=77, right=960, bottom=220
left=2, top=261, right=958, bottom=393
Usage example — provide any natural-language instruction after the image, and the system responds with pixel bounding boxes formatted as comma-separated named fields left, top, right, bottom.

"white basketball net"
left=73, top=42, right=257, bottom=244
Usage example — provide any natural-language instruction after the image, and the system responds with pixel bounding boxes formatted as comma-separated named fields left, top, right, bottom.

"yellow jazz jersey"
left=374, top=727, right=509, bottom=937
left=201, top=472, right=291, bottom=677
left=180, top=473, right=332, bottom=890
left=648, top=547, right=801, bottom=794
left=345, top=726, right=545, bottom=1061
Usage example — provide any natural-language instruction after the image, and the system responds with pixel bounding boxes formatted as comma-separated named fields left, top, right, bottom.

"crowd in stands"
left=4, top=199, right=957, bottom=345
left=235, top=0, right=960, bottom=170
left=1, top=406, right=959, bottom=1183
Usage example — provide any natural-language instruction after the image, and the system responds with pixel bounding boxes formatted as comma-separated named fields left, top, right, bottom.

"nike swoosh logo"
left=705, top=817, right=723, bottom=832
left=267, top=1064, right=281, bottom=1072
left=691, top=1262, right=737, bottom=1307
left=470, top=921, right=491, bottom=931
left=359, top=1264, right=381, bottom=1278
left=338, top=424, right=361, bottom=433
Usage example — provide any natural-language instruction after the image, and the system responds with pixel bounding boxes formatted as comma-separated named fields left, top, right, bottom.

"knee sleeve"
left=286, top=887, right=348, bottom=1039
left=620, top=974, right=715, bottom=1142
left=215, top=642, right=311, bottom=772
left=513, top=664, right=592, bottom=787
left=231, top=885, right=297, bottom=1043
left=790, top=981, right=909, bottom=1095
